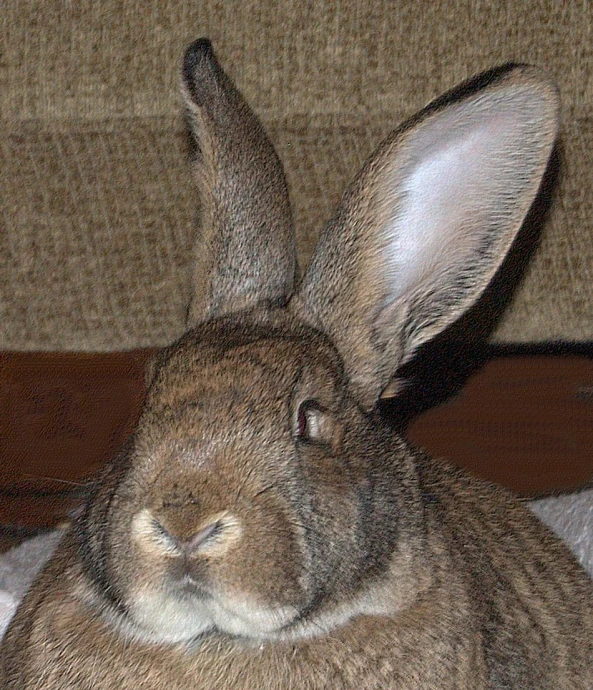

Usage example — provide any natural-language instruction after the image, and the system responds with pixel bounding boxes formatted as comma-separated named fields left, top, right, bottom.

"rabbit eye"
left=295, top=399, right=325, bottom=442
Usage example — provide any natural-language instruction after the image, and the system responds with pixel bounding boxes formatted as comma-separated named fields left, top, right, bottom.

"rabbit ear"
left=292, top=65, right=560, bottom=410
left=182, top=39, right=297, bottom=327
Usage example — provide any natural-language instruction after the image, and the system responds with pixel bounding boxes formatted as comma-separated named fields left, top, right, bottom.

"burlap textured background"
left=1, top=1, right=591, bottom=350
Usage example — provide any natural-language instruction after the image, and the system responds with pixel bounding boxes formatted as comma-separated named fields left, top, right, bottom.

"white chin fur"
left=127, top=588, right=215, bottom=643
left=206, top=594, right=299, bottom=638
left=125, top=587, right=299, bottom=644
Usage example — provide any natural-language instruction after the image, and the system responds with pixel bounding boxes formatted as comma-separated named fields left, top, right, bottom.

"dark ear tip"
left=183, top=38, right=220, bottom=103
left=186, top=37, right=214, bottom=60
left=425, top=62, right=557, bottom=117
left=183, top=37, right=216, bottom=74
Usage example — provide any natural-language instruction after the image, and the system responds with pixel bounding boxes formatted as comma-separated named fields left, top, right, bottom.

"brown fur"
left=2, top=39, right=592, bottom=689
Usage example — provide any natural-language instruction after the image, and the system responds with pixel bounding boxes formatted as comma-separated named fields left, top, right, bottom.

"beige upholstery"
left=1, top=1, right=591, bottom=350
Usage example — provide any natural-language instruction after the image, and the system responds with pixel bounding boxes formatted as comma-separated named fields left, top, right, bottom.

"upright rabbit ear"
left=182, top=39, right=296, bottom=327
left=292, top=65, right=560, bottom=410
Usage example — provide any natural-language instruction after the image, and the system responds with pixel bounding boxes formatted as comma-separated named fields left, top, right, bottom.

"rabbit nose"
left=132, top=509, right=242, bottom=557
left=153, top=517, right=220, bottom=553
left=183, top=521, right=220, bottom=552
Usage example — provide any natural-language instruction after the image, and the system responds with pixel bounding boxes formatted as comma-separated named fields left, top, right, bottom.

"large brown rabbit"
left=2, top=38, right=592, bottom=689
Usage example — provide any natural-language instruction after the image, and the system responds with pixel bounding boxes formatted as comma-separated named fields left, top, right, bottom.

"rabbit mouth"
left=172, top=573, right=212, bottom=599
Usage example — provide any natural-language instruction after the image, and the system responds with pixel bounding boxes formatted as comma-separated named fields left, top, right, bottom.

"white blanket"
left=1, top=490, right=592, bottom=640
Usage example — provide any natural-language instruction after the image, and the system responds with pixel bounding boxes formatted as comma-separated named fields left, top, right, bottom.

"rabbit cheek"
left=203, top=509, right=308, bottom=637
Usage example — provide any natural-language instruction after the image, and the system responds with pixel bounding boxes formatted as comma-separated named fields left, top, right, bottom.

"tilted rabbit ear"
left=292, top=65, right=560, bottom=410
left=182, top=39, right=297, bottom=327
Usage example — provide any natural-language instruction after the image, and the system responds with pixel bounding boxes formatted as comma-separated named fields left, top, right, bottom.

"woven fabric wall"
left=1, top=1, right=591, bottom=349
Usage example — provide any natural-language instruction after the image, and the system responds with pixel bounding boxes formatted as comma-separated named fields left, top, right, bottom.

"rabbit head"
left=79, top=39, right=559, bottom=648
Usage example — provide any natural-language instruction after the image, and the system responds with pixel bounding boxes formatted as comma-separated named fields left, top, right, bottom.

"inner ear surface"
left=292, top=65, right=559, bottom=411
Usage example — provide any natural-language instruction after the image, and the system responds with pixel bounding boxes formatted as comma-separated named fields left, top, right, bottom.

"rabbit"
left=2, top=37, right=593, bottom=689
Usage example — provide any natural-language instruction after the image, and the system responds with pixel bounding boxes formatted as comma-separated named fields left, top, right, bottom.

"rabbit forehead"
left=151, top=314, right=345, bottom=413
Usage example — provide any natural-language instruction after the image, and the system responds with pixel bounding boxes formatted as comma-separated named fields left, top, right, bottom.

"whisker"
left=234, top=464, right=260, bottom=503
left=252, top=484, right=276, bottom=499
left=19, top=473, right=90, bottom=488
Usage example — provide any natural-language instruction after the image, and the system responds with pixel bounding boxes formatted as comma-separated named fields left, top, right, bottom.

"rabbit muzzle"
left=121, top=499, right=306, bottom=643
left=112, top=437, right=311, bottom=645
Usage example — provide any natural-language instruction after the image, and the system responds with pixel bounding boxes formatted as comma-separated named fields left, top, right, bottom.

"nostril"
left=184, top=521, right=221, bottom=552
left=152, top=517, right=174, bottom=541
left=131, top=510, right=181, bottom=555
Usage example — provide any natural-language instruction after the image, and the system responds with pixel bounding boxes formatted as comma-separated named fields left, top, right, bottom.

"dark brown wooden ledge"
left=0, top=348, right=591, bottom=530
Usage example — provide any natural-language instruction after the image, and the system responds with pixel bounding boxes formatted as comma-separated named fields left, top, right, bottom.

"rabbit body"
left=2, top=39, right=593, bottom=688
